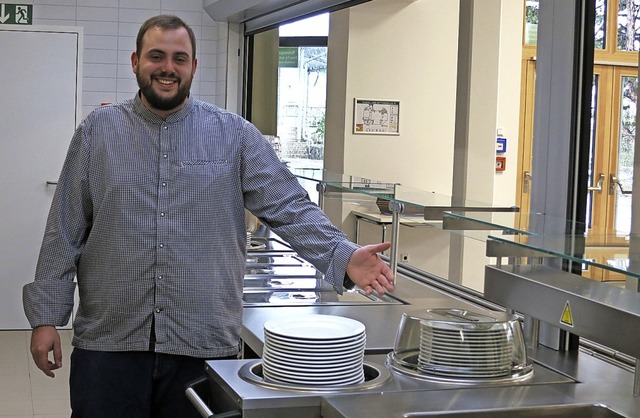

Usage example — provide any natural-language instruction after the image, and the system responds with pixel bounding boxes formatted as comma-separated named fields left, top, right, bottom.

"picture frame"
left=353, top=98, right=400, bottom=135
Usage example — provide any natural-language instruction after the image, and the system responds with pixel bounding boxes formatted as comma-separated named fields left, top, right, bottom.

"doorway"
left=517, top=62, right=635, bottom=281
left=245, top=14, right=329, bottom=201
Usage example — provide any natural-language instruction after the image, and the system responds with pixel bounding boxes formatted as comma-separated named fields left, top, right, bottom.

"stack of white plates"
left=262, top=315, right=366, bottom=386
left=418, top=321, right=512, bottom=378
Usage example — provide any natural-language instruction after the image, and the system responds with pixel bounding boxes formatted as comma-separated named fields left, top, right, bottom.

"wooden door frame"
left=516, top=62, right=634, bottom=280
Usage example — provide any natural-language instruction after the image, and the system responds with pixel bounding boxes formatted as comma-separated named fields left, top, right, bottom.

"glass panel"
left=279, top=13, right=329, bottom=37
left=586, top=73, right=600, bottom=229
left=617, top=0, right=640, bottom=51
left=277, top=45, right=327, bottom=170
left=524, top=0, right=606, bottom=48
left=594, top=0, right=607, bottom=49
left=615, top=75, right=636, bottom=233
left=276, top=13, right=329, bottom=183
left=524, top=0, right=539, bottom=45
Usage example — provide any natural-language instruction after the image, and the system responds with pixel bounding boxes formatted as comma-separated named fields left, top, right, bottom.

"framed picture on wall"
left=353, top=98, right=400, bottom=135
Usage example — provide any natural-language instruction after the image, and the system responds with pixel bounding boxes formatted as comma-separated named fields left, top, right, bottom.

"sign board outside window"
left=278, top=47, right=298, bottom=68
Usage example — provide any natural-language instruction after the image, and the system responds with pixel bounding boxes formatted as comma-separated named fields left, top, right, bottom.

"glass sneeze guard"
left=289, top=168, right=525, bottom=279
left=290, top=168, right=640, bottom=287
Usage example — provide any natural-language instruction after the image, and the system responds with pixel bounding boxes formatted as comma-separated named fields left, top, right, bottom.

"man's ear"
left=131, top=52, right=139, bottom=74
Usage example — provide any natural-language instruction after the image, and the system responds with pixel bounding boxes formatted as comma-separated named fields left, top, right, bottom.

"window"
left=277, top=14, right=329, bottom=172
left=524, top=0, right=607, bottom=49
left=518, top=1, right=637, bottom=281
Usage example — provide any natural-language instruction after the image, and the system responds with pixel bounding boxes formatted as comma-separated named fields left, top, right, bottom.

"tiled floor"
left=0, top=330, right=72, bottom=417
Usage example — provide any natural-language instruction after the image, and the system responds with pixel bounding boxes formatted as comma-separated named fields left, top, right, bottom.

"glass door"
left=518, top=0, right=636, bottom=281
left=518, top=63, right=635, bottom=281
left=584, top=66, right=635, bottom=280
left=609, top=67, right=635, bottom=235
left=515, top=59, right=536, bottom=233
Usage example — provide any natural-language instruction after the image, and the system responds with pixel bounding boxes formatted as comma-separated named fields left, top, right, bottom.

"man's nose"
left=160, top=58, right=175, bottom=74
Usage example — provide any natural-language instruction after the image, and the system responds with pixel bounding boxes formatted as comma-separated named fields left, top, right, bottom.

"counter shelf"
left=290, top=168, right=523, bottom=279
left=439, top=208, right=638, bottom=279
left=485, top=233, right=640, bottom=281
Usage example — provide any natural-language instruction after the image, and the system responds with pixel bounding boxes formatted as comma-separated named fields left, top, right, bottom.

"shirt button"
left=162, top=182, right=167, bottom=187
left=160, top=212, right=165, bottom=217
left=163, top=125, right=168, bottom=130
left=163, top=154, right=168, bottom=159
left=158, top=275, right=163, bottom=280
left=159, top=243, right=164, bottom=248
left=155, top=308, right=162, bottom=313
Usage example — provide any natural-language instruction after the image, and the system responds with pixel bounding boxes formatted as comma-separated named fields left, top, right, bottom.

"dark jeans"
left=69, top=348, right=235, bottom=418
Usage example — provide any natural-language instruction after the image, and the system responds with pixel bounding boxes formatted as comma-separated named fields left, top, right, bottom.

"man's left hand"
left=346, top=242, right=395, bottom=295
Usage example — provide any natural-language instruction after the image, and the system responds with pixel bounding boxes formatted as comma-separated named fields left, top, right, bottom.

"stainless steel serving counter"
left=194, top=228, right=640, bottom=417
left=202, top=351, right=576, bottom=418
left=321, top=345, right=640, bottom=417
left=231, top=272, right=640, bottom=417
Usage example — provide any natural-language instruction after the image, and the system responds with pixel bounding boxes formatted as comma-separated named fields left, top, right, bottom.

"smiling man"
left=23, top=14, right=394, bottom=418
left=132, top=19, right=196, bottom=117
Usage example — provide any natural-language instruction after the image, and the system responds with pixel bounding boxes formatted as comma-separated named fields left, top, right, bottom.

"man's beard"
left=137, top=72, right=191, bottom=112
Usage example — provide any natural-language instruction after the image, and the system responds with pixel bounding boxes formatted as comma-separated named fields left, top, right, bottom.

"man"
left=23, top=14, right=394, bottom=418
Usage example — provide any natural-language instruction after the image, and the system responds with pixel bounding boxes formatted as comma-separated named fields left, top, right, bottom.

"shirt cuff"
left=343, top=273, right=356, bottom=290
left=324, top=240, right=359, bottom=294
left=23, top=280, right=76, bottom=327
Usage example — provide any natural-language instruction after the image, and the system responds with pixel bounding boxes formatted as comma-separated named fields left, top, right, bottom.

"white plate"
left=263, top=351, right=365, bottom=369
left=421, top=340, right=511, bottom=351
left=265, top=330, right=366, bottom=346
left=419, top=357, right=511, bottom=368
left=263, top=362, right=363, bottom=379
left=263, top=348, right=364, bottom=366
left=420, top=339, right=511, bottom=350
left=423, top=331, right=508, bottom=340
left=263, top=345, right=365, bottom=363
left=264, top=315, right=365, bottom=340
left=263, top=357, right=364, bottom=374
left=265, top=338, right=366, bottom=354
left=420, top=351, right=510, bottom=361
left=263, top=369, right=365, bottom=386
left=417, top=363, right=511, bottom=377
left=263, top=370, right=364, bottom=384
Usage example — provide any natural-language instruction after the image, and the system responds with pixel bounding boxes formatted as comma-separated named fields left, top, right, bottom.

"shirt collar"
left=133, top=91, right=195, bottom=124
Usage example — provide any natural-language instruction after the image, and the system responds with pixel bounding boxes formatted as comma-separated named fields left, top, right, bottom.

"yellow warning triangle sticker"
left=560, top=301, right=574, bottom=327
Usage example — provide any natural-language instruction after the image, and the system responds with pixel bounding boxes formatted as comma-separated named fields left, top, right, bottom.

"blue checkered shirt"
left=23, top=94, right=357, bottom=358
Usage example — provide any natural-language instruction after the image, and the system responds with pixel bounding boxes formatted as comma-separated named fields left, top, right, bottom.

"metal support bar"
left=316, top=182, right=326, bottom=210
left=528, top=317, right=540, bottom=349
left=388, top=200, right=403, bottom=284
left=635, top=360, right=640, bottom=397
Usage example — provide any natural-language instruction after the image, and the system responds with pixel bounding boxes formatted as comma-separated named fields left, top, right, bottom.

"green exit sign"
left=0, top=3, right=32, bottom=25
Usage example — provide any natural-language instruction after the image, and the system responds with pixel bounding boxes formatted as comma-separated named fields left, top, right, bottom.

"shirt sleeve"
left=239, top=121, right=359, bottom=293
left=23, top=121, right=92, bottom=327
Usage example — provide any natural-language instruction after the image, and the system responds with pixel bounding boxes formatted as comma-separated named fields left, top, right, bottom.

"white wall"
left=26, top=0, right=228, bottom=118
left=326, top=0, right=523, bottom=291
left=494, top=0, right=524, bottom=207
left=328, top=0, right=523, bottom=200
left=331, top=0, right=460, bottom=195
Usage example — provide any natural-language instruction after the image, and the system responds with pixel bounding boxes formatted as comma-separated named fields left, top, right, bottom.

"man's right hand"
left=30, top=326, right=62, bottom=378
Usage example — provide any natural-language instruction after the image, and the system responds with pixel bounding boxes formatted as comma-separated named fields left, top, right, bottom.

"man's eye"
left=149, top=54, right=163, bottom=61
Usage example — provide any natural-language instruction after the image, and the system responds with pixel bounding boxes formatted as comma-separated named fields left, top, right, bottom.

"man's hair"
left=136, top=15, right=196, bottom=59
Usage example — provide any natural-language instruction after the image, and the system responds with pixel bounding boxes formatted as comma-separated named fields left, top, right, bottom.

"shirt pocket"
left=179, top=159, right=229, bottom=167
left=175, top=159, right=237, bottom=193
